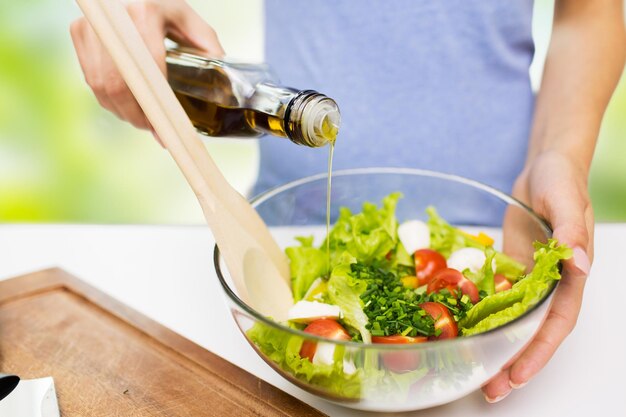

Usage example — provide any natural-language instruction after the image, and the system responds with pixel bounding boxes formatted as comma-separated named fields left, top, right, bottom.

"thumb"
left=542, top=185, right=592, bottom=277
left=163, top=1, right=225, bottom=57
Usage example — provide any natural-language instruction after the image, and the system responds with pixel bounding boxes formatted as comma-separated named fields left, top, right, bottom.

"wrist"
left=524, top=143, right=592, bottom=179
left=526, top=121, right=599, bottom=173
left=514, top=150, right=590, bottom=200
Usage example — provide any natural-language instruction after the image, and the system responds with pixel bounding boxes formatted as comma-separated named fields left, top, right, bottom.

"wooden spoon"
left=74, top=0, right=293, bottom=320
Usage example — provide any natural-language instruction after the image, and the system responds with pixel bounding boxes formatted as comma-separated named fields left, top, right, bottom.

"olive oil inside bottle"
left=174, top=91, right=288, bottom=138
left=166, top=46, right=339, bottom=147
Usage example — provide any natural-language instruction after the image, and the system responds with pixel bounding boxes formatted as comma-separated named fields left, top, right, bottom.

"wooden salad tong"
left=74, top=0, right=293, bottom=320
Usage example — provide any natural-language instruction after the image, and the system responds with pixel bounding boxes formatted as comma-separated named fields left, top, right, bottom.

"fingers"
left=482, top=240, right=588, bottom=402
left=544, top=188, right=588, bottom=246
left=70, top=21, right=115, bottom=113
left=541, top=182, right=592, bottom=284
left=584, top=203, right=595, bottom=261
left=70, top=4, right=160, bottom=130
left=481, top=369, right=512, bottom=403
left=490, top=152, right=593, bottom=403
left=508, top=259, right=586, bottom=387
left=127, top=1, right=168, bottom=75
left=112, top=91, right=151, bottom=129
left=70, top=0, right=223, bottom=136
left=509, top=160, right=590, bottom=389
left=504, top=170, right=590, bottom=390
left=158, top=0, right=225, bottom=56
left=85, top=25, right=153, bottom=129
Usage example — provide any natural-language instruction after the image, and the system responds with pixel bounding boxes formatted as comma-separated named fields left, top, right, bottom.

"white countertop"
left=1, top=223, right=624, bottom=416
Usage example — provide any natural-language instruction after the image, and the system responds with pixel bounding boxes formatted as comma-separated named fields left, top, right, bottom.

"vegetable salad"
left=247, top=193, right=571, bottom=398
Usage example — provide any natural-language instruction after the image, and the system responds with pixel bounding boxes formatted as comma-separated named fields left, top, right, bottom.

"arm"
left=527, top=0, right=626, bottom=171
left=483, top=0, right=626, bottom=402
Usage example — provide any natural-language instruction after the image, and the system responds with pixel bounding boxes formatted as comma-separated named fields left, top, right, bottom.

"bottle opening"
left=299, top=95, right=341, bottom=147
left=284, top=91, right=340, bottom=147
left=313, top=108, right=340, bottom=145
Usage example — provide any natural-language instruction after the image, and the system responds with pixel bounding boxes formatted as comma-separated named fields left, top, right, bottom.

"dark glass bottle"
left=166, top=46, right=340, bottom=147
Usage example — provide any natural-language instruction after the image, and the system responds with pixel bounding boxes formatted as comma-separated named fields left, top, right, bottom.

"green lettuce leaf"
left=493, top=252, right=527, bottom=280
left=460, top=285, right=526, bottom=330
left=395, top=241, right=414, bottom=268
left=523, top=239, right=573, bottom=284
left=477, top=247, right=497, bottom=296
left=286, top=193, right=402, bottom=303
left=460, top=239, right=572, bottom=335
left=426, top=206, right=480, bottom=257
left=285, top=236, right=328, bottom=302
left=246, top=321, right=428, bottom=400
left=247, top=322, right=363, bottom=398
left=327, top=256, right=371, bottom=343
left=326, top=193, right=401, bottom=266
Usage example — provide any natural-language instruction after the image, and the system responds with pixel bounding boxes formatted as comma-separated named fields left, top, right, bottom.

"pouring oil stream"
left=322, top=116, right=339, bottom=273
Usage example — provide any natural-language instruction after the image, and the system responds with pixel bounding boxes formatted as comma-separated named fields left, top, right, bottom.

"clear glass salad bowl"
left=214, top=168, right=555, bottom=412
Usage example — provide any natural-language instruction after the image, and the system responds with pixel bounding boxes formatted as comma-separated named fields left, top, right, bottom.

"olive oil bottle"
left=166, top=46, right=340, bottom=147
left=167, top=46, right=338, bottom=267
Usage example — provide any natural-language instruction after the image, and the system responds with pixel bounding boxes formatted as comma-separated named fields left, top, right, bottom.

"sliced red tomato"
left=414, top=249, right=447, bottom=286
left=427, top=268, right=461, bottom=292
left=373, top=335, right=427, bottom=373
left=458, top=276, right=480, bottom=303
left=299, top=319, right=351, bottom=361
left=420, top=302, right=458, bottom=340
left=494, top=274, right=512, bottom=293
left=427, top=268, right=479, bottom=303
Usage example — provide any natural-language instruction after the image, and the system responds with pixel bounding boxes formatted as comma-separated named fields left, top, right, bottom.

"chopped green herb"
left=352, top=263, right=434, bottom=337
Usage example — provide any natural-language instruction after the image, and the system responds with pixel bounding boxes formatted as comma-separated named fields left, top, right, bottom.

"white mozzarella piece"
left=313, top=342, right=336, bottom=366
left=287, top=300, right=341, bottom=323
left=343, top=358, right=357, bottom=375
left=447, top=247, right=489, bottom=274
left=398, top=220, right=431, bottom=254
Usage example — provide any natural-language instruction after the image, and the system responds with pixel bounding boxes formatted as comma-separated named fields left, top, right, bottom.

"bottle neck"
left=284, top=91, right=340, bottom=147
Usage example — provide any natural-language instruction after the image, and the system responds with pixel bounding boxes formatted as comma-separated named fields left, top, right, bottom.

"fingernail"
left=509, top=380, right=527, bottom=389
left=484, top=390, right=511, bottom=404
left=572, top=247, right=590, bottom=275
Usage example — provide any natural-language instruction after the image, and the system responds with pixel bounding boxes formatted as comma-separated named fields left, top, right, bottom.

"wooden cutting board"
left=0, top=268, right=326, bottom=416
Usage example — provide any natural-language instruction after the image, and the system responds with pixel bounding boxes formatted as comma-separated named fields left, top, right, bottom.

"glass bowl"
left=214, top=168, right=554, bottom=412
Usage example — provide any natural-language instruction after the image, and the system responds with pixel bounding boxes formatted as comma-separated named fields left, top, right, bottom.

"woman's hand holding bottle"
left=70, top=0, right=224, bottom=131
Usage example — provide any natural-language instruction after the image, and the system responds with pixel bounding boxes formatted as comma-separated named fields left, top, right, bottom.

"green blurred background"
left=0, top=0, right=624, bottom=224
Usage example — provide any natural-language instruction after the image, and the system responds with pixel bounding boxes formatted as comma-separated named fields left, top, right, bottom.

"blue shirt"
left=256, top=0, right=535, bottom=196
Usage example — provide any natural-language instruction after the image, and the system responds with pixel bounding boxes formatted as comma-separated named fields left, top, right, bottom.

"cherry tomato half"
left=414, top=249, right=447, bottom=286
left=299, top=319, right=351, bottom=361
left=420, top=302, right=458, bottom=340
left=458, top=276, right=480, bottom=304
left=427, top=268, right=480, bottom=304
left=427, top=267, right=461, bottom=292
left=494, top=274, right=512, bottom=293
left=373, top=335, right=427, bottom=373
